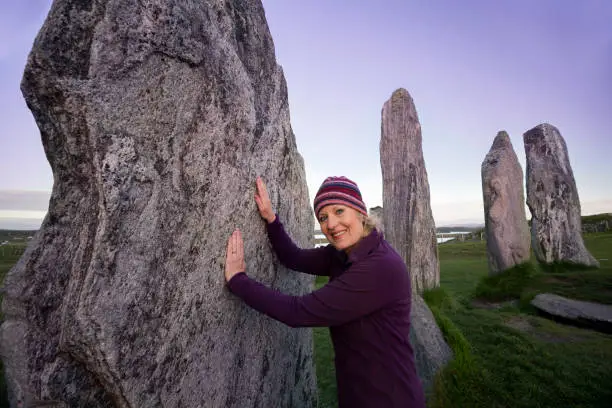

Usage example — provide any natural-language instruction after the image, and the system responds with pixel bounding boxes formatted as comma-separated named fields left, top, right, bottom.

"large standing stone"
left=0, top=1, right=317, bottom=407
left=380, top=88, right=439, bottom=293
left=524, top=124, right=599, bottom=267
left=380, top=89, right=451, bottom=394
left=481, top=131, right=530, bottom=275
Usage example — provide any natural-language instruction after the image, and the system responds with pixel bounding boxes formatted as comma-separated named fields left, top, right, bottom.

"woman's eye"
left=335, top=208, right=344, bottom=215
left=318, top=215, right=327, bottom=222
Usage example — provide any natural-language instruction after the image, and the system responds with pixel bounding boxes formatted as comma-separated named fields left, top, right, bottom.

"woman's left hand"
left=225, top=229, right=246, bottom=282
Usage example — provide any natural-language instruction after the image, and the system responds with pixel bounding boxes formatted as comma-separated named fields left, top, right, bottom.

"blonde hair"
left=361, top=214, right=378, bottom=237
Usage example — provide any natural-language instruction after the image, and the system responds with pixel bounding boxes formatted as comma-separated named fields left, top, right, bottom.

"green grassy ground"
left=429, top=233, right=612, bottom=408
left=313, top=325, right=337, bottom=408
left=313, top=277, right=337, bottom=408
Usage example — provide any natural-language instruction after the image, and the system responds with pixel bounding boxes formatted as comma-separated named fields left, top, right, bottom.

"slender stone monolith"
left=379, top=89, right=451, bottom=392
left=524, top=124, right=599, bottom=267
left=380, top=88, right=439, bottom=293
left=0, top=1, right=317, bottom=407
left=481, top=131, right=531, bottom=275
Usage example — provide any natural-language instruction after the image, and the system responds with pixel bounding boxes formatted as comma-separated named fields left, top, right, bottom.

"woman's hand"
left=225, top=229, right=246, bottom=282
left=254, top=176, right=276, bottom=224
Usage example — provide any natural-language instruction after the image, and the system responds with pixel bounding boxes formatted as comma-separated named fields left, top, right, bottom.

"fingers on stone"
left=238, top=231, right=244, bottom=258
left=226, top=233, right=233, bottom=254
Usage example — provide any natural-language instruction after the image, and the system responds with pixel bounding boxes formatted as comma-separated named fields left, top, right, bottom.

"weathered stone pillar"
left=523, top=123, right=599, bottom=268
left=380, top=88, right=439, bottom=293
left=481, top=131, right=531, bottom=275
left=379, top=88, right=451, bottom=393
left=0, top=1, right=317, bottom=407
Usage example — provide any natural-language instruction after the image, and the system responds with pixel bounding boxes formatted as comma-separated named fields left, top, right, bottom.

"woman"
left=225, top=176, right=425, bottom=408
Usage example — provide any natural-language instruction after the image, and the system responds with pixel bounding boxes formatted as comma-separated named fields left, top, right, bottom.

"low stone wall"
left=582, top=220, right=610, bottom=233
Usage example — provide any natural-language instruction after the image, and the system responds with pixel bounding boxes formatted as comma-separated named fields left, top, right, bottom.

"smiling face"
left=317, top=204, right=365, bottom=253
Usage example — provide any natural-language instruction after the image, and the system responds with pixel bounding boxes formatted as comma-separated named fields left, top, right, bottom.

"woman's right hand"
left=254, top=176, right=276, bottom=224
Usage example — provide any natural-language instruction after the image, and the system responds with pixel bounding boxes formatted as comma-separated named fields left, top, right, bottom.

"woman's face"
left=317, top=204, right=364, bottom=252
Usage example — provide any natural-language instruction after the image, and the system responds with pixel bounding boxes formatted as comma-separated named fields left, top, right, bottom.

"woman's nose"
left=327, top=215, right=338, bottom=229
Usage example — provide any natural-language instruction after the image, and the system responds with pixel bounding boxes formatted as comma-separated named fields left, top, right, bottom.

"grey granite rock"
left=0, top=1, right=317, bottom=407
left=481, top=131, right=530, bottom=275
left=409, top=296, right=453, bottom=393
left=531, top=293, right=612, bottom=334
left=380, top=88, right=440, bottom=293
left=380, top=89, right=451, bottom=394
left=524, top=124, right=599, bottom=267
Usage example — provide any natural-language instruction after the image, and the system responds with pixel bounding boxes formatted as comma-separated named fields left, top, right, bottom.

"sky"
left=1, top=0, right=611, bottom=229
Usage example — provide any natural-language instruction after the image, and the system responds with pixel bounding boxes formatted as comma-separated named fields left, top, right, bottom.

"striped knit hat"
left=313, top=176, right=368, bottom=217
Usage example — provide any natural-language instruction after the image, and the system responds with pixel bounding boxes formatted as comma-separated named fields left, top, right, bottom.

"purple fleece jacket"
left=227, top=217, right=426, bottom=408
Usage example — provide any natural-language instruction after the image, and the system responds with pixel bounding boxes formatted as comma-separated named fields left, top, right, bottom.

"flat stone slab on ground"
left=471, top=299, right=519, bottom=310
left=531, top=293, right=612, bottom=334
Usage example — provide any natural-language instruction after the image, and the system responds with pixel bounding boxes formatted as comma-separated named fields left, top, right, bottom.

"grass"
left=313, top=326, right=337, bottom=408
left=0, top=244, right=26, bottom=318
left=429, top=233, right=612, bottom=407
left=431, top=306, right=612, bottom=407
left=472, top=262, right=537, bottom=302
left=314, top=276, right=338, bottom=408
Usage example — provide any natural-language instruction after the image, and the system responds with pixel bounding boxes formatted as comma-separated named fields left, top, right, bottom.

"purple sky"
left=1, top=0, right=611, bottom=227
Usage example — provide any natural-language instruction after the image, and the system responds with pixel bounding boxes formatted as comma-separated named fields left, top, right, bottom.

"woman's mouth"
left=331, top=231, right=346, bottom=240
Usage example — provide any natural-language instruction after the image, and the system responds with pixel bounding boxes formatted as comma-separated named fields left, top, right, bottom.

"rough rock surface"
left=380, top=89, right=451, bottom=393
left=380, top=88, right=439, bottom=293
left=481, top=131, right=530, bottom=275
left=531, top=293, right=612, bottom=334
left=524, top=124, right=599, bottom=267
left=0, top=1, right=317, bottom=407
left=409, top=295, right=453, bottom=393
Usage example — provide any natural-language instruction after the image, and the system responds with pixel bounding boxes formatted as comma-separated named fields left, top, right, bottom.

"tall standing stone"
left=481, top=131, right=531, bottom=275
left=380, top=89, right=451, bottom=393
left=380, top=88, right=439, bottom=293
left=0, top=1, right=317, bottom=407
left=524, top=123, right=599, bottom=267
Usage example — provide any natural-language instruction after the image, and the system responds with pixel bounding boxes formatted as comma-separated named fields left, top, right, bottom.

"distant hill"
left=436, top=225, right=484, bottom=233
left=0, top=230, right=36, bottom=243
left=437, top=213, right=611, bottom=234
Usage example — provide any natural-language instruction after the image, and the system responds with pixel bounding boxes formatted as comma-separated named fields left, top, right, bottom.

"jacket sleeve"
left=266, top=216, right=332, bottom=276
left=227, top=258, right=406, bottom=328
